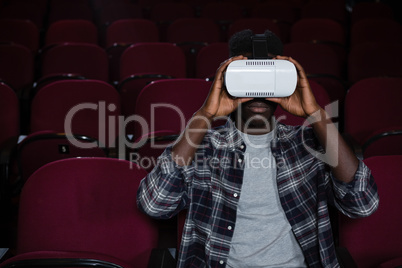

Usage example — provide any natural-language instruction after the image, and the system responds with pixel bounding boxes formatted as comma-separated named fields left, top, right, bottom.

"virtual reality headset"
left=225, top=34, right=297, bottom=98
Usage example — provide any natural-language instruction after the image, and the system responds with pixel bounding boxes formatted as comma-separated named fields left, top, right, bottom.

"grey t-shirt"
left=226, top=129, right=306, bottom=268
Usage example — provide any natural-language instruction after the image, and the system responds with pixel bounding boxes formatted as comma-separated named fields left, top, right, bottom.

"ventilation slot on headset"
left=245, top=92, right=274, bottom=97
left=245, top=61, right=275, bottom=66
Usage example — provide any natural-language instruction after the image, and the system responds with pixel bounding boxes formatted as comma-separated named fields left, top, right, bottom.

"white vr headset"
left=224, top=33, right=297, bottom=98
left=224, top=59, right=297, bottom=98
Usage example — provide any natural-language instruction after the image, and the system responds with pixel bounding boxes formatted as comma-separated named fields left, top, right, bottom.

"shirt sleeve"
left=331, top=160, right=379, bottom=218
left=136, top=146, right=194, bottom=219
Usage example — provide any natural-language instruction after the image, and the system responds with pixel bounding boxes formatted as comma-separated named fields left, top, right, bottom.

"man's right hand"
left=199, top=55, right=253, bottom=120
left=172, top=56, right=251, bottom=166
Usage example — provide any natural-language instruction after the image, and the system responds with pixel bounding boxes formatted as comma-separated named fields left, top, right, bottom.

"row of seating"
left=1, top=39, right=401, bottom=133
left=0, top=0, right=396, bottom=31
left=1, top=77, right=401, bottom=181
left=1, top=154, right=401, bottom=268
left=1, top=72, right=402, bottom=258
left=1, top=13, right=401, bottom=52
left=3, top=15, right=400, bottom=75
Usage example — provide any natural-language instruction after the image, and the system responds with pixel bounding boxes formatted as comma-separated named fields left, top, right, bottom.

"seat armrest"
left=336, top=246, right=357, bottom=268
left=147, top=248, right=177, bottom=268
left=0, top=136, right=20, bottom=200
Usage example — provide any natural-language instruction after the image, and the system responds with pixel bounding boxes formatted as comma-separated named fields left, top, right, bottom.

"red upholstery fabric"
left=362, top=127, right=402, bottom=159
left=350, top=18, right=402, bottom=48
left=339, top=155, right=402, bottom=268
left=40, top=42, right=109, bottom=82
left=15, top=158, right=157, bottom=268
left=97, top=2, right=143, bottom=28
left=118, top=43, right=187, bottom=117
left=378, top=257, right=402, bottom=268
left=119, top=42, right=186, bottom=80
left=166, top=17, right=220, bottom=77
left=275, top=79, right=332, bottom=126
left=105, top=19, right=159, bottom=48
left=30, top=79, right=120, bottom=147
left=347, top=42, right=402, bottom=84
left=132, top=78, right=212, bottom=140
left=350, top=2, right=394, bottom=25
left=166, top=18, right=220, bottom=44
left=0, top=19, right=39, bottom=52
left=290, top=18, right=346, bottom=46
left=45, top=19, right=98, bottom=46
left=344, top=77, right=402, bottom=146
left=16, top=131, right=108, bottom=185
left=0, top=43, right=34, bottom=92
left=0, top=82, right=19, bottom=147
left=195, top=42, right=228, bottom=79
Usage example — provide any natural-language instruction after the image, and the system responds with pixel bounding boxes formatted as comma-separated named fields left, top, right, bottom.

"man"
left=137, top=29, right=379, bottom=267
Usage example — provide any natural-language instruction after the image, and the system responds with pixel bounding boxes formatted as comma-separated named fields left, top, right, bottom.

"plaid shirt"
left=137, top=119, right=379, bottom=268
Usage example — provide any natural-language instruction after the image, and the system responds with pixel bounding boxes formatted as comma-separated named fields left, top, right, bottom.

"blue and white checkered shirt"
left=137, top=119, right=379, bottom=267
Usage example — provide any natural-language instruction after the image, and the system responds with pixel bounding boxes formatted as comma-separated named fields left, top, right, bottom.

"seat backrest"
left=166, top=17, right=221, bottom=77
left=350, top=18, right=402, bottom=48
left=119, top=42, right=186, bottom=80
left=350, top=1, right=394, bottom=25
left=97, top=2, right=143, bottom=28
left=16, top=131, right=108, bottom=185
left=362, top=129, right=402, bottom=159
left=47, top=2, right=94, bottom=24
left=0, top=18, right=39, bottom=52
left=45, top=19, right=98, bottom=46
left=283, top=42, right=347, bottom=106
left=0, top=82, right=19, bottom=147
left=275, top=79, right=332, bottom=126
left=105, top=18, right=159, bottom=82
left=105, top=19, right=159, bottom=48
left=30, top=79, right=120, bottom=147
left=344, top=77, right=402, bottom=146
left=149, top=2, right=195, bottom=23
left=40, top=42, right=109, bottom=82
left=284, top=42, right=343, bottom=78
left=250, top=2, right=300, bottom=25
left=300, top=1, right=348, bottom=27
left=16, top=157, right=158, bottom=268
left=249, top=2, right=300, bottom=42
left=347, top=42, right=402, bottom=84
left=149, top=2, right=195, bottom=42
left=290, top=18, right=346, bottom=46
left=195, top=42, right=228, bottom=79
left=339, top=155, right=402, bottom=268
left=166, top=18, right=220, bottom=44
left=0, top=43, right=34, bottom=92
left=200, top=2, right=245, bottom=23
left=0, top=2, right=44, bottom=29
left=132, top=78, right=212, bottom=140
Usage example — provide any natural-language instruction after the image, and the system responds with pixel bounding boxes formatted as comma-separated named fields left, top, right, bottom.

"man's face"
left=229, top=52, right=278, bottom=133
left=234, top=98, right=278, bottom=131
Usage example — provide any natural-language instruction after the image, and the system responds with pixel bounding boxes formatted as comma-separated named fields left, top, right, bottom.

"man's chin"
left=244, top=115, right=271, bottom=129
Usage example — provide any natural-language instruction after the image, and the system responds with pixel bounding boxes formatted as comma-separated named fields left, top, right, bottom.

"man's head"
left=228, top=29, right=284, bottom=134
left=228, top=29, right=284, bottom=58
